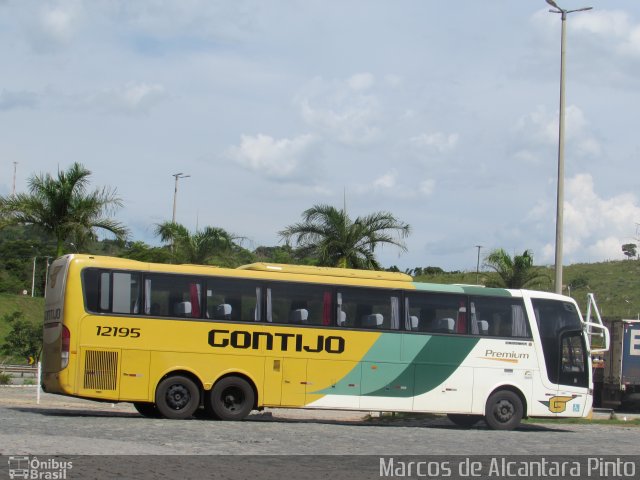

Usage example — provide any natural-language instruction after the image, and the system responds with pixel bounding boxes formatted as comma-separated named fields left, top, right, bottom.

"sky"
left=1, top=0, right=640, bottom=272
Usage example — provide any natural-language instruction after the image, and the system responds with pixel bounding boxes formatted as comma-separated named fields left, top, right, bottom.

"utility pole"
left=12, top=161, right=17, bottom=196
left=475, top=245, right=483, bottom=284
left=546, top=0, right=592, bottom=294
left=172, top=173, right=190, bottom=223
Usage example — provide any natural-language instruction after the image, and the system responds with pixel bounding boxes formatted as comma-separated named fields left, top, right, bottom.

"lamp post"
left=475, top=245, right=483, bottom=284
left=31, top=256, right=37, bottom=297
left=43, top=256, right=52, bottom=297
left=12, top=161, right=17, bottom=196
left=172, top=173, right=190, bottom=223
left=546, top=0, right=592, bottom=294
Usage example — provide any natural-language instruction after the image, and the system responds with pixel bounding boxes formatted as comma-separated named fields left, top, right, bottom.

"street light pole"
left=31, top=256, right=37, bottom=297
left=475, top=245, right=483, bottom=284
left=172, top=173, right=190, bottom=223
left=546, top=0, right=592, bottom=294
left=12, top=161, right=17, bottom=196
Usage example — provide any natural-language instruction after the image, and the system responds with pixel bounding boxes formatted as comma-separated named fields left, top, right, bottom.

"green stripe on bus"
left=411, top=282, right=512, bottom=297
left=313, top=334, right=479, bottom=398
left=363, top=335, right=479, bottom=397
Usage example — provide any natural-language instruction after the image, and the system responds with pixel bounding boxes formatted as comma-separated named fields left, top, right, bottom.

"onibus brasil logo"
left=7, top=456, right=72, bottom=479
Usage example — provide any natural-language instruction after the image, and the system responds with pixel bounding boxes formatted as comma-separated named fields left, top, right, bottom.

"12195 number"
left=96, top=326, right=141, bottom=338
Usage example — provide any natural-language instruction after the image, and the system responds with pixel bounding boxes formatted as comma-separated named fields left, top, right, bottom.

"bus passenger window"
left=144, top=274, right=202, bottom=319
left=266, top=283, right=329, bottom=326
left=337, top=288, right=396, bottom=330
left=405, top=292, right=465, bottom=334
left=469, top=296, right=531, bottom=338
left=82, top=269, right=140, bottom=315
left=205, top=278, right=259, bottom=322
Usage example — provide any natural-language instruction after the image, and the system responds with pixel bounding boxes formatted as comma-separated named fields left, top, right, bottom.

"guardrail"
left=0, top=364, right=38, bottom=377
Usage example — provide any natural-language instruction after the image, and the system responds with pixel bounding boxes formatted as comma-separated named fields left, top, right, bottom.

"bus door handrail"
left=584, top=293, right=610, bottom=353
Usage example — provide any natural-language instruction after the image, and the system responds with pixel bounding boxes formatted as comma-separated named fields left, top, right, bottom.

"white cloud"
left=227, top=133, right=317, bottom=180
left=532, top=173, right=640, bottom=263
left=419, top=179, right=435, bottom=196
left=20, top=1, right=83, bottom=53
left=347, top=73, right=374, bottom=91
left=533, top=8, right=640, bottom=59
left=511, top=104, right=601, bottom=164
left=373, top=170, right=397, bottom=189
left=355, top=169, right=434, bottom=198
left=409, top=132, right=459, bottom=154
left=87, top=82, right=167, bottom=114
left=296, top=75, right=381, bottom=146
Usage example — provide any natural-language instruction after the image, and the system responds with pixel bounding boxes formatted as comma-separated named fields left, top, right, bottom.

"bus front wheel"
left=208, top=376, right=255, bottom=421
left=484, top=390, right=523, bottom=430
left=155, top=375, right=200, bottom=420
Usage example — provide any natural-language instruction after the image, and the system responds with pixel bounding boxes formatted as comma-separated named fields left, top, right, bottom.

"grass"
left=0, top=293, right=44, bottom=361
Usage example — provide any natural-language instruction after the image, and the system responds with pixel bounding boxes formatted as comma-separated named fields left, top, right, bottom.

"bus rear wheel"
left=208, top=376, right=255, bottom=421
left=484, top=390, right=523, bottom=430
left=447, top=414, right=482, bottom=428
left=133, top=402, right=161, bottom=418
left=155, top=375, right=200, bottom=420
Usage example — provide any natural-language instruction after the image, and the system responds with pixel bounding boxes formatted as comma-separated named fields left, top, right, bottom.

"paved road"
left=1, top=387, right=639, bottom=479
left=1, top=387, right=638, bottom=456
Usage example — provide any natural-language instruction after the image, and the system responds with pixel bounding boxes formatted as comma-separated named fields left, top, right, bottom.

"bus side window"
left=405, top=292, right=465, bottom=334
left=470, top=297, right=531, bottom=338
left=205, top=278, right=259, bottom=322
left=266, top=282, right=328, bottom=326
left=144, top=274, right=202, bottom=319
left=82, top=269, right=140, bottom=315
left=337, top=288, right=395, bottom=330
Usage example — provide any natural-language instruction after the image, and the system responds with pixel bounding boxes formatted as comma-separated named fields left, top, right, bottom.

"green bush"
left=0, top=372, right=11, bottom=385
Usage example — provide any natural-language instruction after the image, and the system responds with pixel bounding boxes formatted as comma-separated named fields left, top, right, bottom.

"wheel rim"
left=220, top=386, right=245, bottom=412
left=493, top=399, right=515, bottom=423
left=166, top=384, right=191, bottom=410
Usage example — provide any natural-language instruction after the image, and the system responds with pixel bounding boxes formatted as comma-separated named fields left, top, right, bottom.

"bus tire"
left=155, top=375, right=200, bottom=420
left=133, top=402, right=161, bottom=418
left=447, top=414, right=482, bottom=428
left=484, top=390, right=523, bottom=430
left=208, top=376, right=255, bottom=421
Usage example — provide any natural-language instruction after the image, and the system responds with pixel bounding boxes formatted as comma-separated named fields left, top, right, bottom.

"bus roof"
left=237, top=262, right=413, bottom=282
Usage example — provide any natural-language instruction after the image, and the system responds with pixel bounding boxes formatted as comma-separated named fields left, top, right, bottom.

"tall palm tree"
left=155, top=221, right=240, bottom=265
left=0, top=163, right=128, bottom=257
left=279, top=204, right=411, bottom=269
left=483, top=248, right=549, bottom=289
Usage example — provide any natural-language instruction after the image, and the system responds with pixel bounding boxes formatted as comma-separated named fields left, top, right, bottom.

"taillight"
left=61, top=325, right=70, bottom=369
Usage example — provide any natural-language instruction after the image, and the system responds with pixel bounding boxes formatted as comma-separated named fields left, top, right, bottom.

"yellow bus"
left=42, top=254, right=609, bottom=430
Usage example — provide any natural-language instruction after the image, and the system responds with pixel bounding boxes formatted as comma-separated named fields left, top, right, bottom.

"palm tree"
left=155, top=221, right=240, bottom=265
left=0, top=163, right=128, bottom=257
left=279, top=204, right=411, bottom=269
left=483, top=248, right=549, bottom=289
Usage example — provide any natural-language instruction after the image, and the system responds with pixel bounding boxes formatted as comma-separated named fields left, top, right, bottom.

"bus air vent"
left=83, top=350, right=118, bottom=391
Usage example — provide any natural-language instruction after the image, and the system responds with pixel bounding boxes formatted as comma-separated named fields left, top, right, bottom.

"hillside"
left=0, top=259, right=637, bottom=348
left=415, top=259, right=640, bottom=320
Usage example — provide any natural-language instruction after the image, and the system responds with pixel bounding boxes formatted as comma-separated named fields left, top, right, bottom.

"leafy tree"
left=483, top=248, right=549, bottom=289
left=120, top=241, right=173, bottom=264
left=279, top=204, right=410, bottom=270
left=0, top=163, right=128, bottom=257
left=0, top=225, right=56, bottom=294
left=622, top=243, right=637, bottom=260
left=155, top=221, right=242, bottom=265
left=1, top=311, right=42, bottom=362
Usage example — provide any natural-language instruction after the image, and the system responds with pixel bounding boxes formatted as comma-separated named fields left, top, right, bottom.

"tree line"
left=0, top=163, right=546, bottom=294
